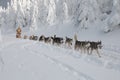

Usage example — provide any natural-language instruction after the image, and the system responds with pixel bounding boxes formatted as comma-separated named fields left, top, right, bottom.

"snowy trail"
left=0, top=42, right=79, bottom=80
left=25, top=42, right=120, bottom=72
left=23, top=41, right=120, bottom=80
left=0, top=39, right=98, bottom=80
left=0, top=36, right=120, bottom=80
left=23, top=44, right=94, bottom=80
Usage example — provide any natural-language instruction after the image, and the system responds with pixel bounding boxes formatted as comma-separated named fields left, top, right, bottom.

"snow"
left=0, top=0, right=120, bottom=80
left=0, top=29, right=2, bottom=42
left=0, top=23, right=120, bottom=80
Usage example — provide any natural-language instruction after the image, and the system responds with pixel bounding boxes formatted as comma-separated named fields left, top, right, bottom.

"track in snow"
left=23, top=42, right=95, bottom=80
left=0, top=38, right=120, bottom=80
left=23, top=41, right=120, bottom=72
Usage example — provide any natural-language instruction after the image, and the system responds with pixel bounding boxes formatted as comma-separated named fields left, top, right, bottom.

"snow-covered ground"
left=0, top=23, right=120, bottom=80
left=0, top=0, right=120, bottom=80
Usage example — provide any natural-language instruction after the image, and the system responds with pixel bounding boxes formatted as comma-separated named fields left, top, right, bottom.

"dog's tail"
left=74, top=34, right=77, bottom=41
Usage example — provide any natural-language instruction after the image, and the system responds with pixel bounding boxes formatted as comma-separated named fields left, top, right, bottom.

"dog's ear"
left=51, top=37, right=53, bottom=39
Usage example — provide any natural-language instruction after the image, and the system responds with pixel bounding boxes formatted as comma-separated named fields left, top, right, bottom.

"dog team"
left=16, top=27, right=102, bottom=57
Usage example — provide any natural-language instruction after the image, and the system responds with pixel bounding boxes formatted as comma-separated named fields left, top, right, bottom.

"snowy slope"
left=0, top=0, right=120, bottom=80
left=0, top=24, right=120, bottom=80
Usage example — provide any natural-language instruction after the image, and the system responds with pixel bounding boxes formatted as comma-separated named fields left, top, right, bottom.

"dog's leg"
left=52, top=42, right=54, bottom=45
left=68, top=43, right=72, bottom=49
left=96, top=49, right=101, bottom=58
left=90, top=48, right=93, bottom=55
left=83, top=47, right=85, bottom=53
left=74, top=45, right=77, bottom=50
left=68, top=43, right=70, bottom=48
left=58, top=43, right=60, bottom=46
left=84, top=47, right=86, bottom=53
left=87, top=47, right=89, bottom=54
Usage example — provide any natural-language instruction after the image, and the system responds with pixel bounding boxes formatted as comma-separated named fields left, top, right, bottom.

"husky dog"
left=32, top=36, right=38, bottom=41
left=51, top=35, right=64, bottom=46
left=44, top=37, right=52, bottom=43
left=29, top=35, right=33, bottom=40
left=74, top=40, right=82, bottom=50
left=88, top=41, right=102, bottom=57
left=29, top=35, right=38, bottom=41
left=65, top=37, right=73, bottom=48
left=74, top=34, right=90, bottom=53
left=74, top=34, right=80, bottom=50
left=39, top=35, right=45, bottom=41
left=74, top=34, right=82, bottom=51
left=80, top=41, right=90, bottom=53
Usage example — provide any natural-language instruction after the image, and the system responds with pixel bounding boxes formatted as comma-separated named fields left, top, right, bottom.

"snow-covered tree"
left=63, top=2, right=69, bottom=21
left=0, top=6, right=6, bottom=34
left=103, top=0, right=120, bottom=32
left=16, top=0, right=25, bottom=28
left=30, top=0, right=38, bottom=33
left=0, top=7, right=3, bottom=42
left=23, top=0, right=31, bottom=27
left=0, top=0, right=120, bottom=33
left=0, top=27, right=2, bottom=43
left=4, top=2, right=17, bottom=31
left=75, top=0, right=100, bottom=29
left=37, top=0, right=48, bottom=26
left=47, top=0, right=56, bottom=25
